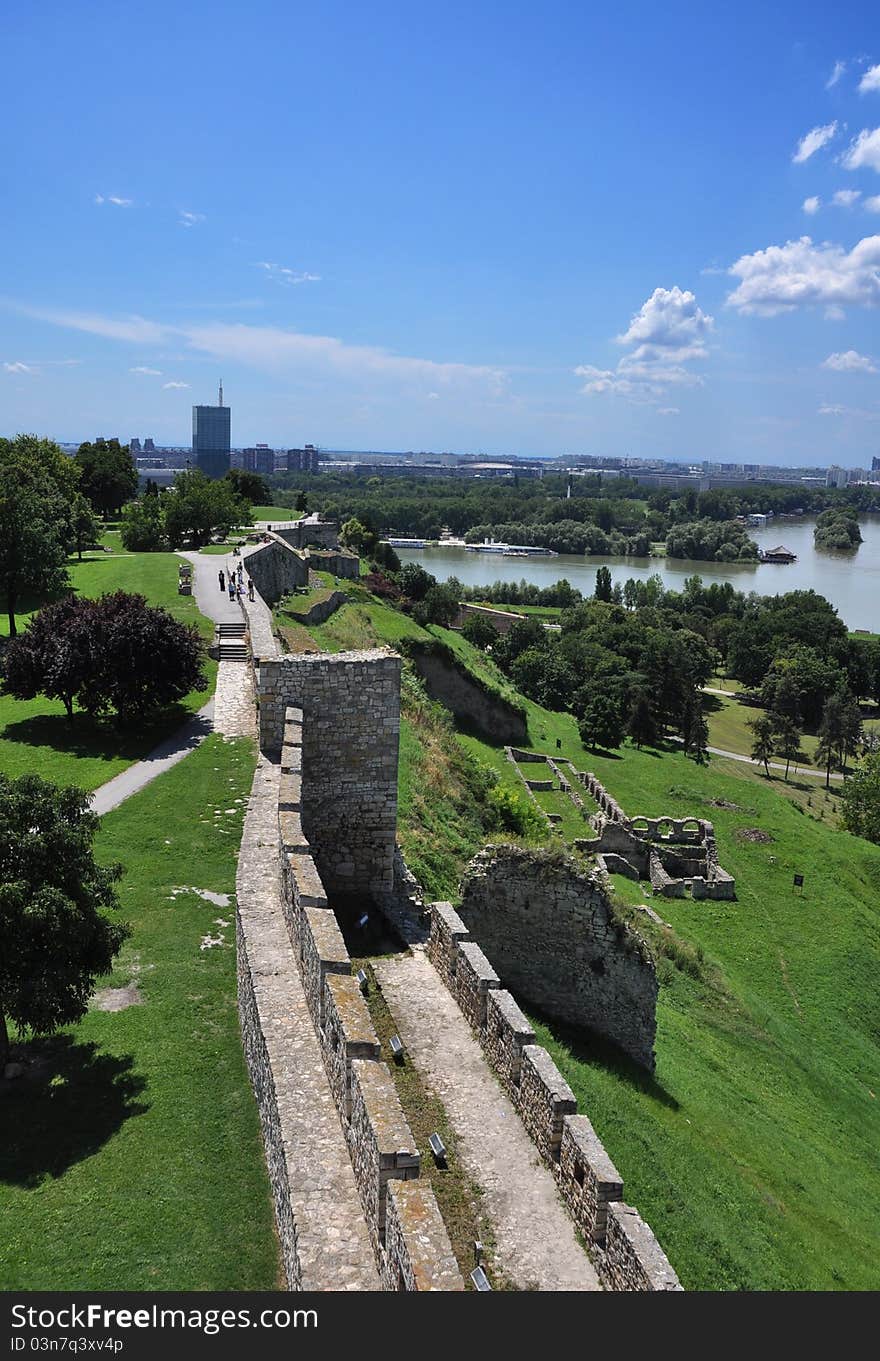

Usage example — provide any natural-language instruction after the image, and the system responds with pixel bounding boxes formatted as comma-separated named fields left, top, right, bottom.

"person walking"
left=218, top=568, right=225, bottom=592
left=247, top=577, right=255, bottom=602
left=237, top=561, right=244, bottom=585
left=228, top=575, right=236, bottom=601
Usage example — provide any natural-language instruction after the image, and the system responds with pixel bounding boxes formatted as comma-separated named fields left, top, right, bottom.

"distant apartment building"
left=192, top=382, right=231, bottom=479
left=826, top=465, right=848, bottom=488
left=130, top=437, right=141, bottom=455
left=243, top=444, right=276, bottom=475
left=286, top=444, right=319, bottom=474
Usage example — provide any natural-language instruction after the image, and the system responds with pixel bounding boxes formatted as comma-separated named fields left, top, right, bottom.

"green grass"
left=0, top=552, right=217, bottom=791
left=248, top=505, right=302, bottom=521
left=0, top=734, right=279, bottom=1290
left=706, top=692, right=880, bottom=771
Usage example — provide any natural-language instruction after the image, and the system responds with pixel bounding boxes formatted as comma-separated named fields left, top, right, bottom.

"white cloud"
left=178, top=210, right=205, bottom=227
left=803, top=196, right=822, bottom=215
left=3, top=361, right=35, bottom=374
left=95, top=194, right=132, bottom=207
left=825, top=304, right=846, bottom=321
left=576, top=286, right=713, bottom=402
left=162, top=380, right=190, bottom=389
left=818, top=402, right=880, bottom=419
left=792, top=122, right=838, bottom=163
left=822, top=349, right=877, bottom=373
left=726, top=234, right=880, bottom=314
left=866, top=195, right=880, bottom=213
left=18, top=305, right=507, bottom=396
left=657, top=407, right=680, bottom=415
left=818, top=403, right=846, bottom=415
left=130, top=365, right=162, bottom=375
left=842, top=127, right=880, bottom=172
left=832, top=189, right=862, bottom=207
left=827, top=60, right=846, bottom=89
left=859, top=64, right=880, bottom=94
left=256, top=261, right=321, bottom=286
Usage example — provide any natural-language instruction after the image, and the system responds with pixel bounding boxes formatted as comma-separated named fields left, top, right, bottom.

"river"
left=395, top=516, right=880, bottom=632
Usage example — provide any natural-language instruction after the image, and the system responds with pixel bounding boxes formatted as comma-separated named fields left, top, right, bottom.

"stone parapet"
left=300, top=905, right=349, bottom=1027
left=559, top=1115, right=623, bottom=1243
left=426, top=900, right=470, bottom=986
left=484, top=989, right=535, bottom=1097
left=323, top=973, right=381, bottom=1124
left=348, top=1059, right=420, bottom=1253
left=383, top=1180, right=465, bottom=1292
left=599, top=1203, right=683, bottom=1291
left=453, top=940, right=500, bottom=1035
left=519, top=1045, right=577, bottom=1163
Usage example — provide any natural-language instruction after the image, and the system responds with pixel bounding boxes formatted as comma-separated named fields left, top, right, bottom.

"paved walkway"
left=237, top=756, right=381, bottom=1290
left=373, top=949, right=601, bottom=1291
left=90, top=704, right=214, bottom=815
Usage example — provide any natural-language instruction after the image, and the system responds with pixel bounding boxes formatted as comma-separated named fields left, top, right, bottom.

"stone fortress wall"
left=427, top=900, right=681, bottom=1291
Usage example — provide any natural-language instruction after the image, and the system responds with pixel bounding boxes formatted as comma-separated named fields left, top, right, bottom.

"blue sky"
left=2, top=0, right=880, bottom=464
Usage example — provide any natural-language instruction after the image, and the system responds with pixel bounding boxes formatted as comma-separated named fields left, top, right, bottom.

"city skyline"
left=2, top=1, right=880, bottom=465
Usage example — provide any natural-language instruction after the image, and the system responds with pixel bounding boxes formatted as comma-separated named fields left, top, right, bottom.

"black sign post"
left=793, top=873, right=804, bottom=894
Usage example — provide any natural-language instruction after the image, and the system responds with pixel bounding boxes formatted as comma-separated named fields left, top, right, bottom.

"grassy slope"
left=0, top=734, right=279, bottom=1290
left=0, top=549, right=217, bottom=790
left=282, top=592, right=880, bottom=1290
left=706, top=691, right=880, bottom=768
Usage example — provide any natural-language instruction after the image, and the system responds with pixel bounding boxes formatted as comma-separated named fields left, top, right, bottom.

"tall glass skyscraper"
left=192, top=382, right=231, bottom=478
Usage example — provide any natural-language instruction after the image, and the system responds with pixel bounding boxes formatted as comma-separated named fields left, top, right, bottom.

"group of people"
left=218, top=560, right=255, bottom=603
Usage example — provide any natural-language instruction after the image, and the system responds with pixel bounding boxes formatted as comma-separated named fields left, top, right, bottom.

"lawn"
left=248, top=505, right=302, bottom=521
left=705, top=691, right=880, bottom=772
left=0, top=733, right=279, bottom=1290
left=0, top=551, right=217, bottom=791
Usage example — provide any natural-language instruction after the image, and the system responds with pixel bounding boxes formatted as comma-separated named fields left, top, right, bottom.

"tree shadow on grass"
left=0, top=1036, right=148, bottom=1188
left=1, top=704, right=199, bottom=767
left=527, top=1001, right=680, bottom=1112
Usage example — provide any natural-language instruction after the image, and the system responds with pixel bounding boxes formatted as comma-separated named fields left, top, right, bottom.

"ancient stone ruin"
left=459, top=846, right=658, bottom=1070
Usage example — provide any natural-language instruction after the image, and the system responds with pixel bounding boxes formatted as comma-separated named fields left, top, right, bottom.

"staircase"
left=216, top=621, right=248, bottom=662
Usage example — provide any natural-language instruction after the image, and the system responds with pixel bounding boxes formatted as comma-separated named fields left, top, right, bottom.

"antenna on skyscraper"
left=218, top=379, right=224, bottom=406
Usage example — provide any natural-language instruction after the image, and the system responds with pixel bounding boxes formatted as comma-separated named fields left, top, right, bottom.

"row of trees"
left=120, top=470, right=251, bottom=550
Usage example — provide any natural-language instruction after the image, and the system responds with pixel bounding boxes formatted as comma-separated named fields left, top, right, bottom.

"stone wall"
left=455, top=602, right=526, bottom=634
left=243, top=705, right=464, bottom=1291
left=426, top=898, right=681, bottom=1291
left=274, top=515, right=341, bottom=552
left=404, top=641, right=528, bottom=743
left=244, top=537, right=309, bottom=605
left=257, top=651, right=401, bottom=902
left=459, top=846, right=658, bottom=1071
left=306, top=549, right=360, bottom=580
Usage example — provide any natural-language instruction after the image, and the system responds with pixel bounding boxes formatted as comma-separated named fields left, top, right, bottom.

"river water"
left=395, top=516, right=880, bottom=632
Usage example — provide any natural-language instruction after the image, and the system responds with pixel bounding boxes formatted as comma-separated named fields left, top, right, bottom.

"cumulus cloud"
left=576, top=286, right=713, bottom=402
left=17, top=305, right=507, bottom=397
left=726, top=234, right=880, bottom=314
left=866, top=195, right=880, bottom=213
left=256, top=261, right=321, bottom=286
left=827, top=60, right=846, bottom=89
left=803, top=196, right=822, bottom=215
left=792, top=122, right=838, bottom=163
left=832, top=189, right=862, bottom=207
left=178, top=210, right=205, bottom=227
left=130, top=365, right=162, bottom=375
left=162, top=380, right=190, bottom=389
left=823, top=349, right=877, bottom=373
left=95, top=194, right=132, bottom=207
left=859, top=64, right=880, bottom=94
left=842, top=127, right=880, bottom=172
left=3, top=361, right=35, bottom=374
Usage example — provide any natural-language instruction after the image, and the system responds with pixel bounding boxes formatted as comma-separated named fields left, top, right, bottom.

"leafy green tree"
left=814, top=730, right=838, bottom=790
left=413, top=582, right=460, bottom=628
left=339, top=516, right=372, bottom=554
left=461, top=612, right=499, bottom=651
left=748, top=711, right=777, bottom=777
left=74, top=439, right=137, bottom=516
left=295, top=490, right=308, bottom=513
left=773, top=715, right=805, bottom=782
left=120, top=496, right=167, bottom=551
left=69, top=492, right=101, bottom=560
left=0, top=463, right=70, bottom=635
left=594, top=565, right=612, bottom=602
left=225, top=467, right=270, bottom=505
left=627, top=690, right=657, bottom=750
left=840, top=753, right=880, bottom=843
left=0, top=773, right=129, bottom=1065
left=578, top=692, right=623, bottom=751
left=398, top=562, right=434, bottom=602
left=163, top=469, right=249, bottom=548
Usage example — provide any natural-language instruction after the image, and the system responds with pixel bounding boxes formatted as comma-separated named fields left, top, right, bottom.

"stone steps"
left=218, top=642, right=248, bottom=661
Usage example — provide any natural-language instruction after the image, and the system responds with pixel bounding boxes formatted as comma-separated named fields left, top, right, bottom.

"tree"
left=578, top=692, right=623, bottom=751
left=594, top=565, right=612, bottom=602
left=339, top=516, right=374, bottom=555
left=0, top=462, right=70, bottom=636
left=120, top=496, right=166, bottom=551
left=748, top=711, right=777, bottom=777
left=627, top=690, right=657, bottom=750
left=163, top=470, right=249, bottom=548
left=5, top=591, right=207, bottom=725
left=75, top=439, right=138, bottom=516
left=295, top=491, right=308, bottom=513
left=0, top=773, right=129, bottom=1065
left=814, top=730, right=837, bottom=790
left=2, top=596, right=97, bottom=720
left=461, top=612, right=499, bottom=651
left=841, top=753, right=880, bottom=844
left=225, top=467, right=270, bottom=505
left=414, top=582, right=460, bottom=628
left=69, top=493, right=101, bottom=561
left=398, top=562, right=434, bottom=602
left=774, top=715, right=805, bottom=782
